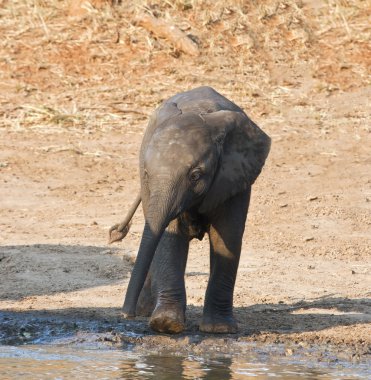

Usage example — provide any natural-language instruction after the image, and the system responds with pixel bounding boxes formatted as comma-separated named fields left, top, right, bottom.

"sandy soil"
left=0, top=0, right=370, bottom=360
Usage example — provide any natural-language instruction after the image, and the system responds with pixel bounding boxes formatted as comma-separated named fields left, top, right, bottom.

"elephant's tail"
left=108, top=193, right=141, bottom=244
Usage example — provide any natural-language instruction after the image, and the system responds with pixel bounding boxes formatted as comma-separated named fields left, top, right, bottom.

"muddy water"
left=0, top=312, right=369, bottom=379
left=1, top=344, right=369, bottom=379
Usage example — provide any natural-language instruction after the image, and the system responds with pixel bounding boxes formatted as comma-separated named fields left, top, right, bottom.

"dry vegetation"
left=0, top=0, right=370, bottom=358
left=0, top=0, right=369, bottom=132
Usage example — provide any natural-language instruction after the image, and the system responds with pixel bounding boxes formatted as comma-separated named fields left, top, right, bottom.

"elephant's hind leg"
left=200, top=188, right=251, bottom=333
left=149, top=219, right=189, bottom=334
left=136, top=272, right=156, bottom=317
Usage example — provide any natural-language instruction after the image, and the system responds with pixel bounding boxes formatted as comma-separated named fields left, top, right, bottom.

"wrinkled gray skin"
left=109, top=86, right=270, bottom=334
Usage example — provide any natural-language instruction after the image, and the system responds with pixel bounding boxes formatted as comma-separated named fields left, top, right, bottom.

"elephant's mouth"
left=179, top=211, right=207, bottom=241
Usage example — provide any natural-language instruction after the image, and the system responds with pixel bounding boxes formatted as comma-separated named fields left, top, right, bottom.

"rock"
left=308, top=196, right=318, bottom=201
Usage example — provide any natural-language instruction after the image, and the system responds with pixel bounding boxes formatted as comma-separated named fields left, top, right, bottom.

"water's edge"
left=0, top=311, right=370, bottom=379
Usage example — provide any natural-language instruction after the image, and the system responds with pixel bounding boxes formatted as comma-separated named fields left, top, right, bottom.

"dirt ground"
left=0, top=0, right=370, bottom=361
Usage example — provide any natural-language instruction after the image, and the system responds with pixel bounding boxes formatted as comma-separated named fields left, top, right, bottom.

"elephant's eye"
left=189, top=169, right=202, bottom=183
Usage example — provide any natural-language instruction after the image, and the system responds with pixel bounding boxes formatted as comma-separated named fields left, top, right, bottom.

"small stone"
left=279, top=203, right=288, bottom=208
left=305, top=237, right=314, bottom=242
left=308, top=196, right=318, bottom=201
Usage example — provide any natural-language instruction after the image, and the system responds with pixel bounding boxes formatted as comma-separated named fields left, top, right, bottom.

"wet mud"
left=1, top=310, right=369, bottom=365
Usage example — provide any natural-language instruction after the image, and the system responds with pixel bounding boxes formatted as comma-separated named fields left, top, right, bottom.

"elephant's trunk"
left=122, top=192, right=174, bottom=317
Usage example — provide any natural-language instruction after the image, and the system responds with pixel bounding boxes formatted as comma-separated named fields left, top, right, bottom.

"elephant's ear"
left=199, top=110, right=271, bottom=214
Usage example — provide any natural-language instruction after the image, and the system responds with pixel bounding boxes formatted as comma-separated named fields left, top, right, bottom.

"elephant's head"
left=122, top=103, right=270, bottom=317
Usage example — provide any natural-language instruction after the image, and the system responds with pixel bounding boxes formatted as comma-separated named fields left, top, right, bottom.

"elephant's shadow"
left=1, top=297, right=369, bottom=346
left=187, top=296, right=371, bottom=336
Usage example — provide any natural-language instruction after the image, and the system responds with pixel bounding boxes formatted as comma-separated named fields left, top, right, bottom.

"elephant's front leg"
left=149, top=218, right=189, bottom=334
left=200, top=188, right=251, bottom=333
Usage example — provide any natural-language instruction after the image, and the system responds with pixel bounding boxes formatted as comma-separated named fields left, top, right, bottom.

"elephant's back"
left=166, top=86, right=243, bottom=115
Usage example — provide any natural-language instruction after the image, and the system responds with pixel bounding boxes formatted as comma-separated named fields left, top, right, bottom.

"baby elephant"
left=109, top=86, right=270, bottom=334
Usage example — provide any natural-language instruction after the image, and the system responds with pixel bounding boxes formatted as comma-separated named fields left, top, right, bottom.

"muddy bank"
left=1, top=309, right=369, bottom=366
left=0, top=242, right=370, bottom=363
left=1, top=243, right=370, bottom=361
left=1, top=311, right=370, bottom=379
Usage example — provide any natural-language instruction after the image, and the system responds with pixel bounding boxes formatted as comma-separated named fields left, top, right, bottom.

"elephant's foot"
left=199, top=314, right=238, bottom=334
left=149, top=304, right=185, bottom=334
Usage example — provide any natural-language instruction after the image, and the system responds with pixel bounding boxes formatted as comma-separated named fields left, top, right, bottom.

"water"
left=0, top=344, right=369, bottom=380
